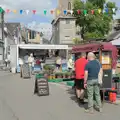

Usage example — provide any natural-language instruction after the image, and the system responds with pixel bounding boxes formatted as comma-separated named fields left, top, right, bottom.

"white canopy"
left=111, top=38, right=120, bottom=46
left=18, top=44, right=68, bottom=50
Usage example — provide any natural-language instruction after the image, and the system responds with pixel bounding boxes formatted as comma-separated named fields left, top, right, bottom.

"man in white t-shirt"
left=28, top=53, right=34, bottom=75
left=67, top=56, right=74, bottom=72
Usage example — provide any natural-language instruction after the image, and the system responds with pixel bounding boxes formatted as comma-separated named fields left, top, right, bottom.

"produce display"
left=43, top=64, right=75, bottom=82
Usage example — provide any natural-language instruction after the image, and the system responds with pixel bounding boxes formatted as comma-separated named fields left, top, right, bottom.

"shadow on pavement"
left=66, top=87, right=88, bottom=109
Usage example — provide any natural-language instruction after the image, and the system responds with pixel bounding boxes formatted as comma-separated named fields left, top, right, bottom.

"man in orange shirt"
left=75, top=52, right=88, bottom=104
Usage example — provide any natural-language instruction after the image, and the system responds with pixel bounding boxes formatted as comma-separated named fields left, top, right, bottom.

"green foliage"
left=72, top=37, right=81, bottom=44
left=73, top=0, right=117, bottom=40
left=40, top=32, right=44, bottom=37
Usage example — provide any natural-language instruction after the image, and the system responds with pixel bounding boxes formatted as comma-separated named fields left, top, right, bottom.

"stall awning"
left=18, top=44, right=68, bottom=50
left=72, top=42, right=118, bottom=69
left=72, top=43, right=101, bottom=53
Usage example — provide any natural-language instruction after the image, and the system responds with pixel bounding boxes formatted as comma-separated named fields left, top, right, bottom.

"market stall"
left=10, top=44, right=69, bottom=73
left=72, top=42, right=118, bottom=89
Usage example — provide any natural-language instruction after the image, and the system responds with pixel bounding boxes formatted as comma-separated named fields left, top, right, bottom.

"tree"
left=88, top=0, right=105, bottom=9
left=73, top=0, right=117, bottom=40
left=72, top=37, right=81, bottom=44
left=40, top=32, right=44, bottom=37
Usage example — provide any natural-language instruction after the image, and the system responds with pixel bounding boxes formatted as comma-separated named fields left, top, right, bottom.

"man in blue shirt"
left=84, top=52, right=103, bottom=113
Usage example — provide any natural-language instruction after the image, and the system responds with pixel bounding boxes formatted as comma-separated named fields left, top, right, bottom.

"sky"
left=0, top=0, right=120, bottom=32
left=0, top=0, right=57, bottom=38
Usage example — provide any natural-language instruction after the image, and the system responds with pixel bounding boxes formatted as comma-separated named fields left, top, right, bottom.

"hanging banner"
left=20, top=10, right=23, bottom=14
left=6, top=9, right=10, bottom=13
left=64, top=10, right=67, bottom=15
left=105, top=8, right=108, bottom=13
left=57, top=10, right=60, bottom=15
left=26, top=10, right=29, bottom=15
left=70, top=10, right=73, bottom=15
left=112, top=8, right=116, bottom=13
left=13, top=10, right=17, bottom=13
left=44, top=10, right=47, bottom=15
left=91, top=10, right=94, bottom=14
left=32, top=10, right=36, bottom=14
left=0, top=8, right=4, bottom=13
left=77, top=10, right=81, bottom=14
left=50, top=10, right=54, bottom=14
left=98, top=9, right=102, bottom=14
left=0, top=7, right=117, bottom=16
left=83, top=10, right=87, bottom=15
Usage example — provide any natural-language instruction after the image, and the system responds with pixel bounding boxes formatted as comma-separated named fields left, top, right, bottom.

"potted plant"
left=67, top=72, right=71, bottom=78
left=57, top=72, right=62, bottom=78
left=65, top=72, right=68, bottom=78
left=52, top=73, right=55, bottom=79
left=71, top=72, right=75, bottom=79
left=55, top=72, right=59, bottom=78
left=62, top=72, right=66, bottom=78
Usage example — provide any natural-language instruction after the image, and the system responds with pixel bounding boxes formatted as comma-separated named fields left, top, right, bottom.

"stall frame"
left=72, top=42, right=118, bottom=89
left=10, top=44, right=69, bottom=73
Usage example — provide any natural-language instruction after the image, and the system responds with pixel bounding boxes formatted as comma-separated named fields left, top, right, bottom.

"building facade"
left=51, top=16, right=76, bottom=45
left=27, top=30, right=41, bottom=44
left=55, top=0, right=73, bottom=18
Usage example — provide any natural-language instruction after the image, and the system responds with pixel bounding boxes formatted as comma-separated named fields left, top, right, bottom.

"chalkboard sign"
left=34, top=77, right=49, bottom=96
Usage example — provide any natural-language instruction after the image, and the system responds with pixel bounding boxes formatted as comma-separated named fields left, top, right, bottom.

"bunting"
left=0, top=7, right=118, bottom=16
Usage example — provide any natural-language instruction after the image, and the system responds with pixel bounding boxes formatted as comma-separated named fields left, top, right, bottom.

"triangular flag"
left=77, top=10, right=81, bottom=14
left=57, top=10, right=60, bottom=15
left=83, top=10, right=87, bottom=15
left=44, top=10, right=47, bottom=15
left=112, top=8, right=116, bottom=13
left=26, top=10, right=29, bottom=15
left=20, top=10, right=23, bottom=14
left=32, top=10, right=36, bottom=14
left=91, top=10, right=94, bottom=14
left=70, top=10, right=73, bottom=15
left=63, top=10, right=67, bottom=15
left=105, top=8, right=108, bottom=13
left=13, top=10, right=17, bottom=13
left=6, top=9, right=10, bottom=13
left=98, top=9, right=102, bottom=14
left=50, top=10, right=54, bottom=14
left=0, top=8, right=4, bottom=13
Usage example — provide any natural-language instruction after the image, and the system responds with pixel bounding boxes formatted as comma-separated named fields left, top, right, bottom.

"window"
left=65, top=36, right=70, bottom=40
left=66, top=20, right=70, bottom=24
left=68, top=2, right=71, bottom=10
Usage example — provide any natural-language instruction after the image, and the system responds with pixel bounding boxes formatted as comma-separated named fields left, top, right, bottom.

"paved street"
left=0, top=71, right=120, bottom=120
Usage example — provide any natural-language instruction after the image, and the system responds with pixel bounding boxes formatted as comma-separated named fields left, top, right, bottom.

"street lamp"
left=0, top=7, right=5, bottom=60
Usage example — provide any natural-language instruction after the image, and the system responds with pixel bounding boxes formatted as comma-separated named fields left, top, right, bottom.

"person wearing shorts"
left=75, top=52, right=88, bottom=103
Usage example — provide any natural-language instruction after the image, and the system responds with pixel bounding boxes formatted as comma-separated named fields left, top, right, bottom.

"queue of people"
left=74, top=52, right=103, bottom=114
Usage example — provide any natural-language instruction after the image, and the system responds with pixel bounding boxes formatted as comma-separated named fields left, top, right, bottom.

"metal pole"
left=1, top=8, right=5, bottom=60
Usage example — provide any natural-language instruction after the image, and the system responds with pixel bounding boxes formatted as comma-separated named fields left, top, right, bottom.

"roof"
left=111, top=38, right=120, bottom=46
left=51, top=16, right=76, bottom=25
left=107, top=30, right=120, bottom=41
left=5, top=23, right=21, bottom=35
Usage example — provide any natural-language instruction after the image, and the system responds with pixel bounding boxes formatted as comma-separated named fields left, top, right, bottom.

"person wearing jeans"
left=28, top=53, right=34, bottom=76
left=84, top=52, right=103, bottom=114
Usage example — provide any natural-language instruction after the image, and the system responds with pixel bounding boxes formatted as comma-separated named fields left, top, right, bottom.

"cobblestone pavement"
left=0, top=71, right=120, bottom=120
